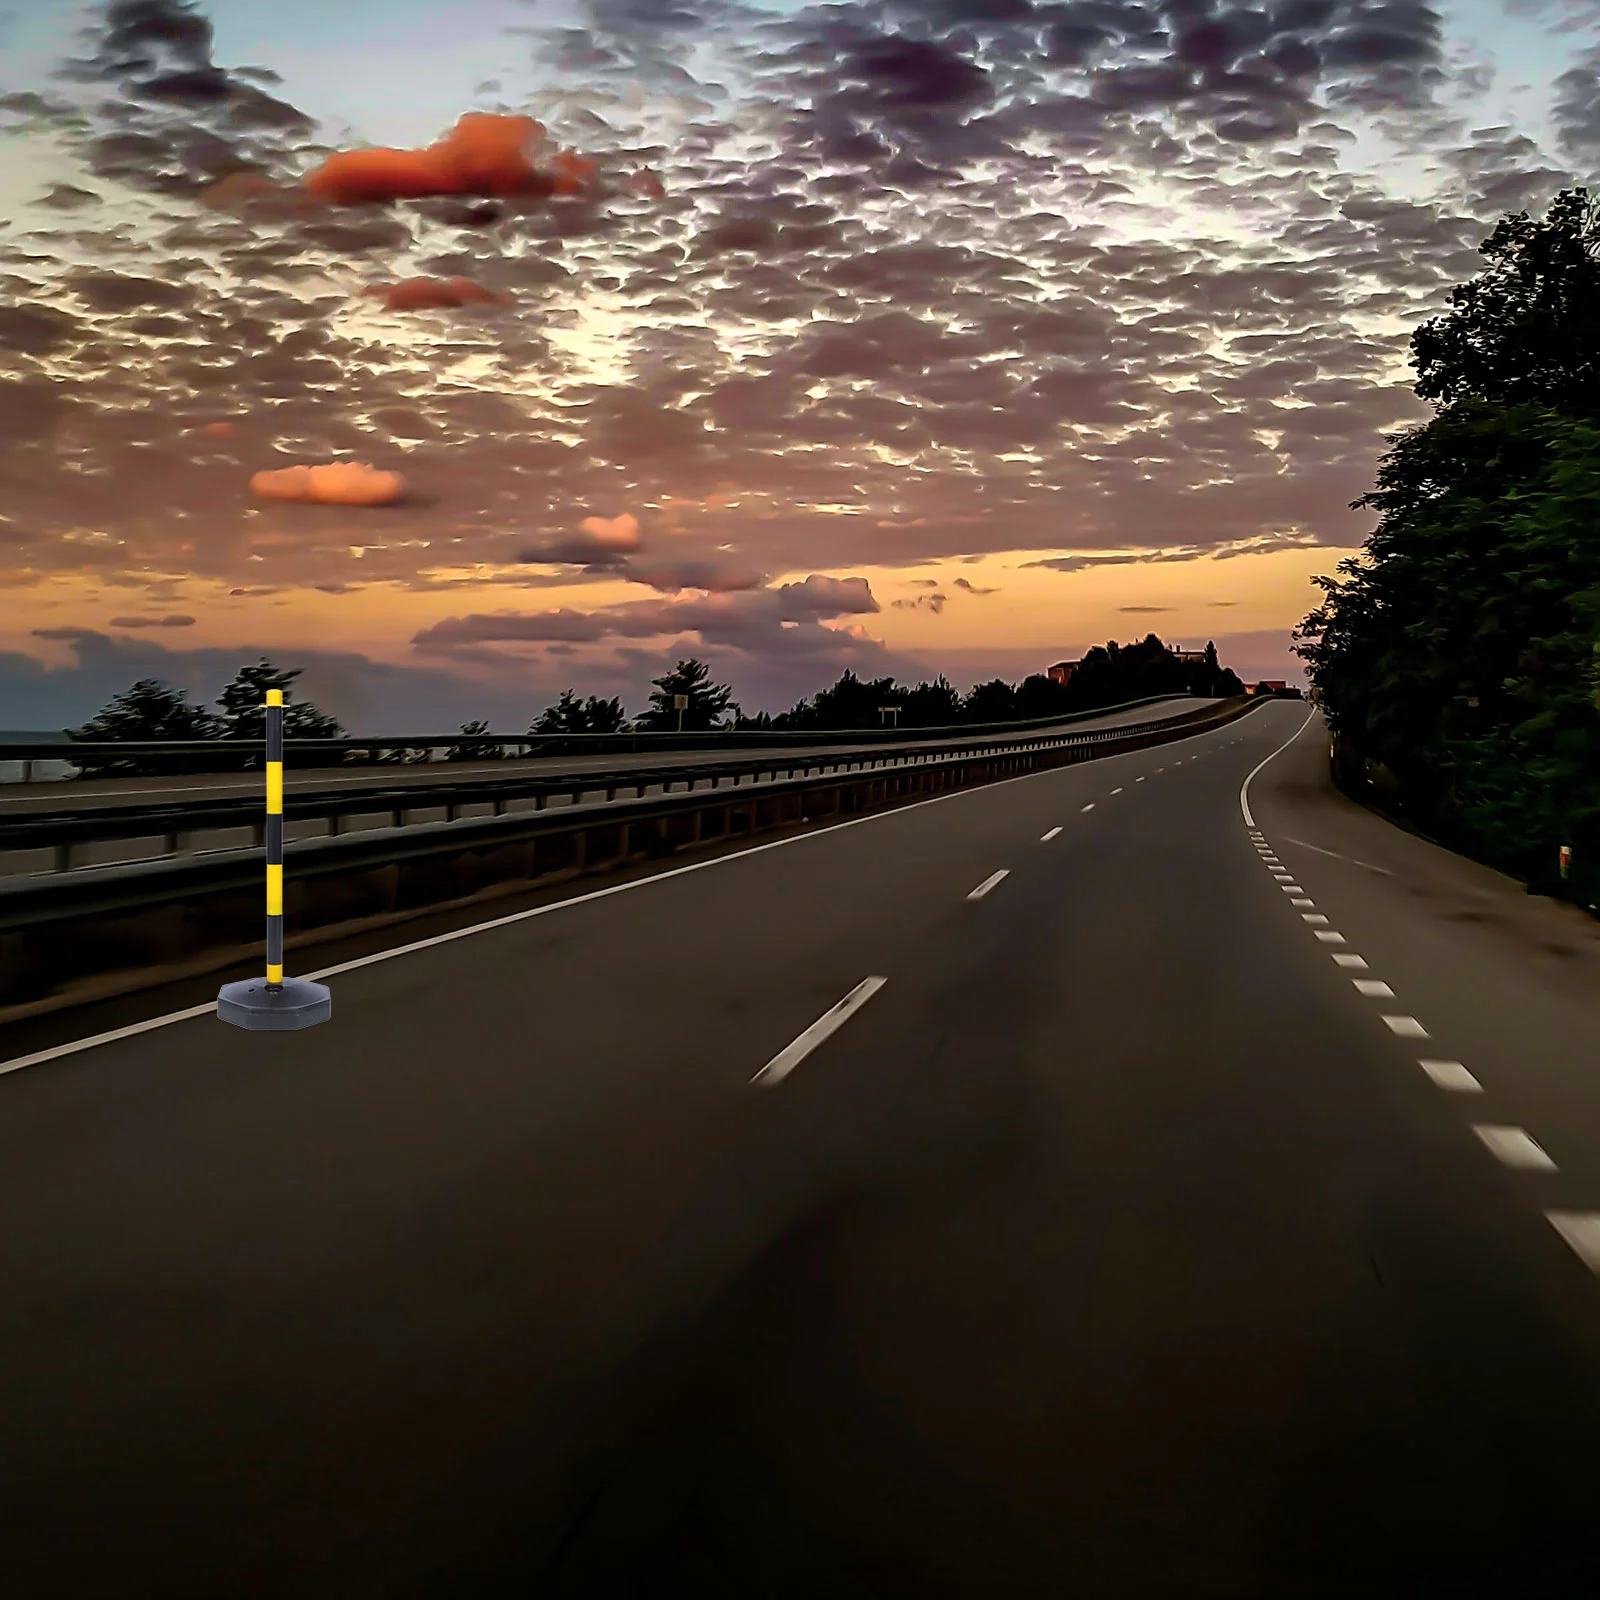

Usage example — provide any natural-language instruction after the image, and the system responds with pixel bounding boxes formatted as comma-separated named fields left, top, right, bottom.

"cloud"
left=953, top=577, right=998, bottom=595
left=360, top=277, right=508, bottom=312
left=577, top=512, right=642, bottom=550
left=107, top=614, right=196, bottom=628
left=250, top=462, right=409, bottom=506
left=629, top=560, right=765, bottom=593
left=1117, top=605, right=1173, bottom=613
left=305, top=112, right=598, bottom=205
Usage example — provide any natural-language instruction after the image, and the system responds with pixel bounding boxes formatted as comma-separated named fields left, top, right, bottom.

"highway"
left=0, top=696, right=1213, bottom=815
left=3, top=701, right=1600, bottom=1595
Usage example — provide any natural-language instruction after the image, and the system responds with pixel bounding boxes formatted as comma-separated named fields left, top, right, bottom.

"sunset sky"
left=2, top=0, right=1597, bottom=730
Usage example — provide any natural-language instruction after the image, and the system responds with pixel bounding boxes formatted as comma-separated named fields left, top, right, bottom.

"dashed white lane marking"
left=1301, top=913, right=1330, bottom=925
left=1040, top=826, right=1062, bottom=841
left=752, top=976, right=887, bottom=1088
left=1473, top=1125, right=1556, bottom=1171
left=1333, top=953, right=1368, bottom=968
left=1081, top=803, right=1095, bottom=813
left=1111, top=787, right=1123, bottom=795
left=1136, top=776, right=1146, bottom=782
left=1382, top=1013, right=1428, bottom=1036
left=1315, top=930, right=1347, bottom=943
left=1353, top=978, right=1395, bottom=997
left=1420, top=1059, right=1481, bottom=1093
left=1291, top=897, right=1315, bottom=907
left=1546, top=1212, right=1600, bottom=1272
left=968, top=869, right=1010, bottom=900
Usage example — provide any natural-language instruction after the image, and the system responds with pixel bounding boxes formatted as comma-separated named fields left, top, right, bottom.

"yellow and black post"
left=217, top=689, right=332, bottom=1030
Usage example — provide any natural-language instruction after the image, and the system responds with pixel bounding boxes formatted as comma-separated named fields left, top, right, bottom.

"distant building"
left=1171, top=647, right=1208, bottom=666
left=1047, top=660, right=1081, bottom=685
left=1248, top=679, right=1290, bottom=696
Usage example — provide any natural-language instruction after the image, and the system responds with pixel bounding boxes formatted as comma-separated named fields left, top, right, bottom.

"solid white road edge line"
left=751, top=976, right=888, bottom=1088
left=1240, top=705, right=1318, bottom=827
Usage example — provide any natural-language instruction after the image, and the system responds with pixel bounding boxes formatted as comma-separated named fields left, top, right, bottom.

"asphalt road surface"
left=4, top=701, right=1600, bottom=1596
left=0, top=696, right=1214, bottom=815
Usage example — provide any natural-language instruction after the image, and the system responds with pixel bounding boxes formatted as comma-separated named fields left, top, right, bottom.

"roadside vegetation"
left=1297, top=188, right=1600, bottom=908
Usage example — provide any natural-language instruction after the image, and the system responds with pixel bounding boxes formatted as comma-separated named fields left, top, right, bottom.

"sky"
left=1, top=0, right=1598, bottom=732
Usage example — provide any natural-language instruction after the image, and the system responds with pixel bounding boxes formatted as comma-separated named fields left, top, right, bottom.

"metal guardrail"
left=2, top=700, right=1233, bottom=873
left=0, top=692, right=1199, bottom=780
left=0, top=696, right=1268, bottom=1014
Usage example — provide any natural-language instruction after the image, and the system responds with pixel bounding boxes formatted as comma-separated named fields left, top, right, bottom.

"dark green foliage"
left=531, top=690, right=629, bottom=735
left=68, top=678, right=221, bottom=775
left=634, top=659, right=738, bottom=731
left=1299, top=188, right=1600, bottom=909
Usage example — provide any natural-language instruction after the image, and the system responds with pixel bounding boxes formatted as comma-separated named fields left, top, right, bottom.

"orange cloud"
left=361, top=276, right=507, bottom=311
left=250, top=462, right=408, bottom=506
left=577, top=513, right=642, bottom=550
left=305, top=112, right=599, bottom=206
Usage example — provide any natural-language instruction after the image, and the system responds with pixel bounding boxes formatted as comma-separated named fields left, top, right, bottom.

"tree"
left=1297, top=402, right=1600, bottom=902
left=964, top=678, right=1018, bottom=723
left=531, top=690, right=629, bottom=735
left=635, top=658, right=737, bottom=731
left=1014, top=673, right=1074, bottom=720
left=68, top=679, right=222, bottom=776
left=899, top=676, right=963, bottom=726
left=778, top=670, right=900, bottom=730
left=1410, top=188, right=1600, bottom=420
left=215, top=659, right=344, bottom=742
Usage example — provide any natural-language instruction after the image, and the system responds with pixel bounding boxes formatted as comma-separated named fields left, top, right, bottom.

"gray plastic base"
left=217, top=976, right=332, bottom=1031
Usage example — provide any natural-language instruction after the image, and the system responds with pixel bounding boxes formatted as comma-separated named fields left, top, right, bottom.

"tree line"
left=1296, top=186, right=1600, bottom=908
left=66, top=633, right=1247, bottom=776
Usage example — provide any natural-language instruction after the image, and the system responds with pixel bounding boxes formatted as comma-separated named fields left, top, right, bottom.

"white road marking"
left=1282, top=836, right=1394, bottom=876
left=1315, top=930, right=1347, bottom=943
left=752, top=976, right=887, bottom=1088
left=1382, top=1014, right=1428, bottom=1036
left=1353, top=978, right=1395, bottom=997
left=1546, top=1212, right=1600, bottom=1272
left=1136, top=776, right=1146, bottom=782
left=1111, top=787, right=1123, bottom=795
left=1081, top=803, right=1095, bottom=812
left=1288, top=894, right=1312, bottom=903
left=968, top=869, right=1010, bottom=900
left=1040, top=827, right=1062, bottom=841
left=1420, top=1059, right=1481, bottom=1093
left=1473, top=1125, right=1556, bottom=1171
left=1333, top=953, right=1368, bottom=968
left=1240, top=705, right=1318, bottom=826
left=1301, top=912, right=1330, bottom=925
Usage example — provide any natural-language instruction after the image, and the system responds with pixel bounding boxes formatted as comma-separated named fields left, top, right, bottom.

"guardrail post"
left=218, top=689, right=331, bottom=1031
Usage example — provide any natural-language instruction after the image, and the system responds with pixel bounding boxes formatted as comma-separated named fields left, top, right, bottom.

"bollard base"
left=217, top=976, right=332, bottom=1031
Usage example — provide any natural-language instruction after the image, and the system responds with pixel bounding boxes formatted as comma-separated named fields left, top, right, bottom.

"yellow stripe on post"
left=266, top=963, right=284, bottom=984
left=266, top=862, right=283, bottom=915
left=267, top=761, right=283, bottom=814
left=266, top=689, right=284, bottom=707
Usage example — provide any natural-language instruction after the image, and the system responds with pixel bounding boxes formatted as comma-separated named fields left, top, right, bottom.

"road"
left=0, top=696, right=1213, bottom=815
left=3, top=701, right=1600, bottom=1596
